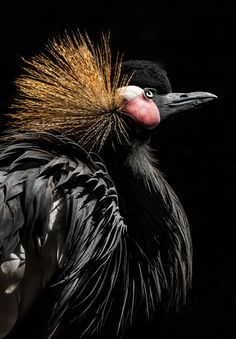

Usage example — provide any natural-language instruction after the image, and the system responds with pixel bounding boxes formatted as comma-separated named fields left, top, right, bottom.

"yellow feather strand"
left=11, top=31, right=131, bottom=151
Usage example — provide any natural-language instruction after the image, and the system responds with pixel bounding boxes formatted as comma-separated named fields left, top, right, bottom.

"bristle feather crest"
left=11, top=31, right=131, bottom=151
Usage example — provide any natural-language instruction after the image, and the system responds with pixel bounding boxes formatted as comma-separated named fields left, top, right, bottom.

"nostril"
left=180, top=94, right=188, bottom=98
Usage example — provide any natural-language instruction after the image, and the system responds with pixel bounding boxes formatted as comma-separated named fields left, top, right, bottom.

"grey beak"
left=154, top=92, right=218, bottom=122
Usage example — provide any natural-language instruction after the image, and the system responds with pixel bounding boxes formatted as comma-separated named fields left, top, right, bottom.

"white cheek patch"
left=118, top=86, right=143, bottom=101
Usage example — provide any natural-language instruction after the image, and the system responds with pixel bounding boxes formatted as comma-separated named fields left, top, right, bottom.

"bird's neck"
left=102, top=142, right=158, bottom=199
left=102, top=142, right=170, bottom=258
left=102, top=142, right=192, bottom=306
left=103, top=141, right=157, bottom=178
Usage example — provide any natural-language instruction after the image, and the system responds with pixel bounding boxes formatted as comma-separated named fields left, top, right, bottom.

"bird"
left=0, top=32, right=217, bottom=339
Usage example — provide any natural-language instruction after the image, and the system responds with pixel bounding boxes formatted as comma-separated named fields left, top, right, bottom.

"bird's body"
left=0, top=132, right=191, bottom=339
left=0, top=32, right=216, bottom=338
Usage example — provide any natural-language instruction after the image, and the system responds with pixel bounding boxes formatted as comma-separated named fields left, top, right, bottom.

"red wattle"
left=124, top=93, right=160, bottom=129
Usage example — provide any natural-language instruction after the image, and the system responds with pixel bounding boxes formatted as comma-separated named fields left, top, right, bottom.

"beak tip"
left=207, top=93, right=218, bottom=100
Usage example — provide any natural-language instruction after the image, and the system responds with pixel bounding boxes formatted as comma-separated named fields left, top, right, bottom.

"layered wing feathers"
left=0, top=132, right=127, bottom=338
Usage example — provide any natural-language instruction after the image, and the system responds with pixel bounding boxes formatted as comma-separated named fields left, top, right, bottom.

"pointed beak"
left=154, top=91, right=218, bottom=122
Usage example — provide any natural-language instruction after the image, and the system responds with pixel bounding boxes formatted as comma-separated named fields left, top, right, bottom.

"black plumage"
left=0, top=132, right=191, bottom=339
left=0, top=32, right=216, bottom=338
left=121, top=60, right=172, bottom=94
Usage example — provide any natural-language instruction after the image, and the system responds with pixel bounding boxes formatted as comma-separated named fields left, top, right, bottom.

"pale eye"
left=144, top=88, right=157, bottom=99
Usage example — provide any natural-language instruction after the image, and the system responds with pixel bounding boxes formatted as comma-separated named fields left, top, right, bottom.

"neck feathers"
left=107, top=143, right=192, bottom=309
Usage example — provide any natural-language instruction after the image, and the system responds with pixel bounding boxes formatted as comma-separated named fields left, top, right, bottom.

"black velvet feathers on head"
left=121, top=60, right=172, bottom=94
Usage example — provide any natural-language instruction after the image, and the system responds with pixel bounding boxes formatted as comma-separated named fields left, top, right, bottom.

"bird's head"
left=118, top=60, right=217, bottom=139
left=10, top=32, right=217, bottom=153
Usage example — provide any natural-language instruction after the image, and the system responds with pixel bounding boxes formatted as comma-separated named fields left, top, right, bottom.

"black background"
left=0, top=1, right=231, bottom=338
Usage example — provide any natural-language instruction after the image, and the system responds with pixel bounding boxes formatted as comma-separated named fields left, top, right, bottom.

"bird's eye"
left=144, top=88, right=157, bottom=99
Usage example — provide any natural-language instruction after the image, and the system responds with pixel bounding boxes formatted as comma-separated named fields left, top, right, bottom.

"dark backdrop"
left=0, top=1, right=231, bottom=338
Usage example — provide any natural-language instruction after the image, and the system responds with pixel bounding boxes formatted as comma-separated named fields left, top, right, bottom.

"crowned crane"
left=0, top=33, right=217, bottom=339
